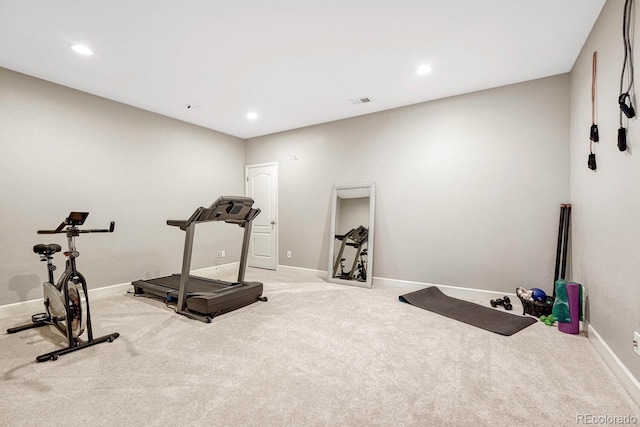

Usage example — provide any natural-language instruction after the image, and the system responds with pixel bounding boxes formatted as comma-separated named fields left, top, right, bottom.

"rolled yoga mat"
left=558, top=282, right=580, bottom=334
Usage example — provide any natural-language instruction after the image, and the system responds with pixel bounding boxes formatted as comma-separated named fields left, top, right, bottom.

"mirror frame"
left=327, top=182, right=375, bottom=288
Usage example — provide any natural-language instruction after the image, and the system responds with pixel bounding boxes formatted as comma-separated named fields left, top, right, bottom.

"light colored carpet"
left=1, top=268, right=638, bottom=427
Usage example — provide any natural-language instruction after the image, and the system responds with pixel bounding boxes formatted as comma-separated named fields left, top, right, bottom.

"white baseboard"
left=275, top=268, right=518, bottom=304
left=271, top=269, right=519, bottom=303
left=277, top=265, right=328, bottom=279
left=0, top=262, right=242, bottom=320
left=0, top=282, right=132, bottom=320
left=587, top=324, right=640, bottom=407
left=193, top=262, right=241, bottom=276
left=373, top=276, right=517, bottom=303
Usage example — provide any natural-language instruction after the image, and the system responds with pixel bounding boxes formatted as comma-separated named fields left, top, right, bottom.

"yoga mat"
left=399, top=286, right=537, bottom=336
left=558, top=282, right=580, bottom=334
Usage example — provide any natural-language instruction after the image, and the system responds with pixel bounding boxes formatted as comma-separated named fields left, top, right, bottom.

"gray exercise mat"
left=399, top=286, right=537, bottom=336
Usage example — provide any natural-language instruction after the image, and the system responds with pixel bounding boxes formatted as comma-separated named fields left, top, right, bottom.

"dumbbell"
left=490, top=296, right=513, bottom=310
left=540, top=315, right=556, bottom=326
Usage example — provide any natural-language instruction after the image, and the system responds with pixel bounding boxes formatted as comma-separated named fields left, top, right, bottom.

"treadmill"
left=332, top=225, right=368, bottom=280
left=132, top=196, right=266, bottom=322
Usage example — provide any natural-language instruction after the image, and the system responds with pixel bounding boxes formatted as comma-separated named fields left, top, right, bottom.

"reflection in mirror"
left=333, top=225, right=368, bottom=281
left=328, top=183, right=375, bottom=288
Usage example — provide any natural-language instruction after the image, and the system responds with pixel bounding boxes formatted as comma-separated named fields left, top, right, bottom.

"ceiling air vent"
left=350, top=97, right=372, bottom=105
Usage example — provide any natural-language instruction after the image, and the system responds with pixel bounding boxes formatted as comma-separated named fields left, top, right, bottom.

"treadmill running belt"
left=132, top=274, right=263, bottom=316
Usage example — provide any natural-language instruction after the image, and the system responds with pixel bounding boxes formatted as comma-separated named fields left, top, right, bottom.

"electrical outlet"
left=221, top=250, right=225, bottom=258
left=216, top=250, right=221, bottom=258
left=634, top=332, right=640, bottom=356
left=286, top=250, right=291, bottom=259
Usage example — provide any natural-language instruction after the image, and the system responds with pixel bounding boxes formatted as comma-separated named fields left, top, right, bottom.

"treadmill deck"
left=132, top=274, right=263, bottom=316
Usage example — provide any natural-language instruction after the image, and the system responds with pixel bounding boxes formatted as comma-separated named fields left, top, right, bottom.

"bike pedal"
left=32, top=313, right=49, bottom=323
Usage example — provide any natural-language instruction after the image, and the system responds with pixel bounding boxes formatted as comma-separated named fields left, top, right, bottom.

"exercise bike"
left=337, top=248, right=367, bottom=282
left=356, top=248, right=367, bottom=282
left=7, top=212, right=120, bottom=362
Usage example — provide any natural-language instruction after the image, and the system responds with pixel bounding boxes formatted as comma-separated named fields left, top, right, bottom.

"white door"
left=245, top=162, right=278, bottom=270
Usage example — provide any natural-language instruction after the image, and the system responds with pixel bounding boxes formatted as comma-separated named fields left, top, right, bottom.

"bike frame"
left=53, top=231, right=92, bottom=346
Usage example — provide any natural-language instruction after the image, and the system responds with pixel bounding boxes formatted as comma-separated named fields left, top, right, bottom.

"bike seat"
left=33, top=243, right=62, bottom=256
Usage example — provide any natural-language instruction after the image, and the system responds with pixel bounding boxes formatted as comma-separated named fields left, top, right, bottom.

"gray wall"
left=569, top=0, right=640, bottom=381
left=246, top=74, right=570, bottom=294
left=0, top=67, right=246, bottom=306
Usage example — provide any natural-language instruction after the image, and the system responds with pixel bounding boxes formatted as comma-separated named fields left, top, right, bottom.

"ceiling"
left=0, top=0, right=606, bottom=139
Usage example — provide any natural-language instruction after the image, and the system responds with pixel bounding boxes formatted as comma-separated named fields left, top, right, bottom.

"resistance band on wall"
left=619, top=0, right=635, bottom=152
left=589, top=52, right=598, bottom=170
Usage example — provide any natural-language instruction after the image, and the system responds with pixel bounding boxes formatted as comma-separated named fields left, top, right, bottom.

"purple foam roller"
left=558, top=282, right=580, bottom=334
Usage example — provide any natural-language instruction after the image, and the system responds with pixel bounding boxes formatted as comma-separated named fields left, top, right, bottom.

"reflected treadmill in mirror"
left=327, top=182, right=375, bottom=288
left=333, top=225, right=368, bottom=281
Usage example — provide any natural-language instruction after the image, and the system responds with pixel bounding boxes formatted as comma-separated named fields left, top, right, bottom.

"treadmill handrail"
left=167, top=207, right=206, bottom=231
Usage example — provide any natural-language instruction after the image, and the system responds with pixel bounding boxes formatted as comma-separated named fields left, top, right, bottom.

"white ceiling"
left=0, top=0, right=606, bottom=139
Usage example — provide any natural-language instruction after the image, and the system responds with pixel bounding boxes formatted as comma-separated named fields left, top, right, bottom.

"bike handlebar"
left=37, top=221, right=116, bottom=234
left=80, top=221, right=116, bottom=233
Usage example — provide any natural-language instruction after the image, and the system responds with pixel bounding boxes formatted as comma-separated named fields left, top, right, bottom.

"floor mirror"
left=328, top=182, right=375, bottom=288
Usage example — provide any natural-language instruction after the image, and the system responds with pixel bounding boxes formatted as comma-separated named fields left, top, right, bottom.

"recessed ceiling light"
left=416, top=64, right=432, bottom=76
left=247, top=112, right=258, bottom=120
left=71, top=44, right=93, bottom=56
